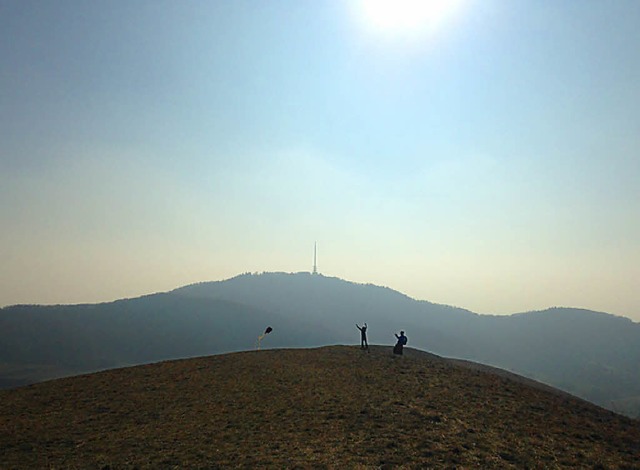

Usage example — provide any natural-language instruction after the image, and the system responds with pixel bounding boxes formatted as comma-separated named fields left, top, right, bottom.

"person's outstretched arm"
left=356, top=324, right=362, bottom=331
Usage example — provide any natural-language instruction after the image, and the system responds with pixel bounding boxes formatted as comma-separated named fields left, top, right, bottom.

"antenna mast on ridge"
left=312, top=242, right=318, bottom=275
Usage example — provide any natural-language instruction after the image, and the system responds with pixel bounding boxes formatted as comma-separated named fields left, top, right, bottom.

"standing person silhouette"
left=356, top=323, right=369, bottom=351
left=393, top=331, right=408, bottom=355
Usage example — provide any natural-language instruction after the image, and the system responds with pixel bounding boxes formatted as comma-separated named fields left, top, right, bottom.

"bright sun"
left=356, top=0, right=464, bottom=38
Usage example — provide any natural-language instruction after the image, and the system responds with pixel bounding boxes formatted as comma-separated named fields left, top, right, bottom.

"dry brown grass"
left=1, top=345, right=639, bottom=469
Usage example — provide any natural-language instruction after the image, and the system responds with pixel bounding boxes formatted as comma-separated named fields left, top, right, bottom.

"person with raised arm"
left=393, top=330, right=408, bottom=355
left=356, top=323, right=369, bottom=351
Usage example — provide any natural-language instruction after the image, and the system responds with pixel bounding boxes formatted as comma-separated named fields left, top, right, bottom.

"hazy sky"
left=1, top=1, right=639, bottom=320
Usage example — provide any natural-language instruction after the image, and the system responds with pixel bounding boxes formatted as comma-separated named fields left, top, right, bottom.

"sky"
left=1, top=0, right=639, bottom=320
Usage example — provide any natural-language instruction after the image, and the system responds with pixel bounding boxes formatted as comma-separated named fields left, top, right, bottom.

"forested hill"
left=1, top=272, right=639, bottom=417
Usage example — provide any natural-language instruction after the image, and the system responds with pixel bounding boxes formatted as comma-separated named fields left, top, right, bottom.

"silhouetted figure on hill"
left=356, top=323, right=369, bottom=350
left=393, top=331, right=408, bottom=355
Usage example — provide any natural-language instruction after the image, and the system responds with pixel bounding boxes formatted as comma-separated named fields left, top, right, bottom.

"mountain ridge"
left=1, top=272, right=639, bottom=417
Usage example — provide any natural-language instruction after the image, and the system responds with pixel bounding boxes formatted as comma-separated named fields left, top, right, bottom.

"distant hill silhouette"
left=1, top=272, right=639, bottom=417
left=1, top=346, right=638, bottom=468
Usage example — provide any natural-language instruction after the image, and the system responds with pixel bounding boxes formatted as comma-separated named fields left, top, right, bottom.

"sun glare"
left=356, top=0, right=464, bottom=38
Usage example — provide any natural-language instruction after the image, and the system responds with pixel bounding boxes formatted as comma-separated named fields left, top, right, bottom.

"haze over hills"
left=173, top=272, right=640, bottom=416
left=1, top=272, right=639, bottom=417
left=1, top=346, right=639, bottom=468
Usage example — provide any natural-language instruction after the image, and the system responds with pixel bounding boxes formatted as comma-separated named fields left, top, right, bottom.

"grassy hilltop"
left=1, top=346, right=639, bottom=468
left=3, top=273, right=640, bottom=418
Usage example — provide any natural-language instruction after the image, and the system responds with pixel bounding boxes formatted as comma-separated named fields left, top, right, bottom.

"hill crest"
left=2, top=271, right=640, bottom=418
left=1, top=346, right=638, bottom=468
